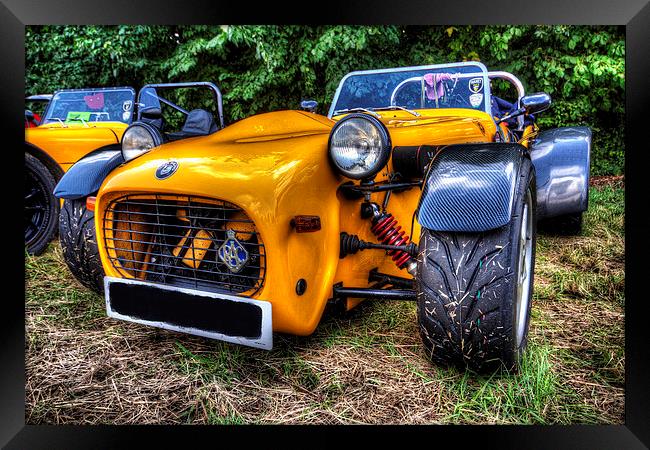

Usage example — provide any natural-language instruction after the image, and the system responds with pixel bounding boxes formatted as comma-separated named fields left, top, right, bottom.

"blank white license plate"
left=104, top=276, right=273, bottom=350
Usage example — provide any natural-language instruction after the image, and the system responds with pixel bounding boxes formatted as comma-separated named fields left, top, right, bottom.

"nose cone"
left=95, top=110, right=345, bottom=337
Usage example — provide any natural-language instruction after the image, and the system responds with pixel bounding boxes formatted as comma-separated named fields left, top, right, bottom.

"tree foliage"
left=26, top=25, right=624, bottom=175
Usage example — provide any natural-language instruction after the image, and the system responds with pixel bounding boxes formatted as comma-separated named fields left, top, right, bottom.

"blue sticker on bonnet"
left=155, top=161, right=178, bottom=180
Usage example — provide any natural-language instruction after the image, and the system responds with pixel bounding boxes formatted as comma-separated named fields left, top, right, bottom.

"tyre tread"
left=59, top=198, right=104, bottom=293
left=416, top=158, right=536, bottom=372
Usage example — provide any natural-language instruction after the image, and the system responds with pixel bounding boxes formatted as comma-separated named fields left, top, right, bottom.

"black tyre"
left=538, top=212, right=583, bottom=235
left=59, top=197, right=104, bottom=293
left=416, top=158, right=536, bottom=372
left=25, top=153, right=59, bottom=255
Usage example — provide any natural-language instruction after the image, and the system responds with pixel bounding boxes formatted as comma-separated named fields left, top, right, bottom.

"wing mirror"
left=300, top=99, right=318, bottom=113
left=495, top=92, right=551, bottom=125
left=520, top=92, right=551, bottom=115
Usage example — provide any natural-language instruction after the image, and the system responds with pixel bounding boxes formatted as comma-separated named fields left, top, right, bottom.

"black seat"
left=180, top=109, right=219, bottom=136
left=140, top=106, right=164, bottom=130
left=164, top=109, right=220, bottom=141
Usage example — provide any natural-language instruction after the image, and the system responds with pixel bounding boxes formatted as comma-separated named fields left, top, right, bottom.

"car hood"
left=337, top=108, right=497, bottom=146
left=25, top=121, right=128, bottom=144
left=25, top=121, right=129, bottom=167
left=98, top=110, right=338, bottom=211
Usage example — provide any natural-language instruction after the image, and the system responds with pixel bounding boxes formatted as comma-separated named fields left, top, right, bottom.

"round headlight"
left=328, top=113, right=391, bottom=180
left=121, top=123, right=163, bottom=162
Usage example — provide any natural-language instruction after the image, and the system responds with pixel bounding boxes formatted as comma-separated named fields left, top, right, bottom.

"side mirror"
left=495, top=92, right=551, bottom=125
left=300, top=99, right=318, bottom=113
left=520, top=92, right=551, bottom=115
left=25, top=109, right=35, bottom=121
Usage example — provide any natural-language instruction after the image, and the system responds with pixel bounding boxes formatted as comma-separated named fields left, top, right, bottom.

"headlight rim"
left=327, top=113, right=392, bottom=181
left=121, top=121, right=164, bottom=163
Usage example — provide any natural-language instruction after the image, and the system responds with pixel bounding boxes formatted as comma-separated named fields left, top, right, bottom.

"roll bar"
left=137, top=82, right=225, bottom=129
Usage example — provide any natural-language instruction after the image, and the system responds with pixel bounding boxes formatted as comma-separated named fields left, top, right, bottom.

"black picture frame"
left=3, top=0, right=649, bottom=447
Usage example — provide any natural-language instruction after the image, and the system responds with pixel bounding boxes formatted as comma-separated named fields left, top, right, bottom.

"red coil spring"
left=370, top=213, right=413, bottom=269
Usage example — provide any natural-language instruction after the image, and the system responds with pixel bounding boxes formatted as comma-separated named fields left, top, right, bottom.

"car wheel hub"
left=514, top=189, right=533, bottom=348
left=24, top=170, right=50, bottom=245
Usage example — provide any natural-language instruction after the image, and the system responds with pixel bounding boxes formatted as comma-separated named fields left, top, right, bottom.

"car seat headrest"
left=141, top=106, right=162, bottom=119
left=181, top=109, right=218, bottom=136
left=140, top=106, right=163, bottom=129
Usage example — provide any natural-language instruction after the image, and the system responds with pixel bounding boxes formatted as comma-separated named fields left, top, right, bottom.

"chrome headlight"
left=121, top=123, right=163, bottom=162
left=328, top=114, right=391, bottom=180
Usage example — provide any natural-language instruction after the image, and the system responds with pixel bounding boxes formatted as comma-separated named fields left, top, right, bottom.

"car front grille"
left=102, top=194, right=266, bottom=295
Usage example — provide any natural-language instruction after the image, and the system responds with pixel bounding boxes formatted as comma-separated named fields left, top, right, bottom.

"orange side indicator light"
left=86, top=196, right=96, bottom=212
left=291, top=215, right=321, bottom=233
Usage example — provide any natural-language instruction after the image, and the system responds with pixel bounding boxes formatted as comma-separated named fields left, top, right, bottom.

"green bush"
left=26, top=25, right=624, bottom=175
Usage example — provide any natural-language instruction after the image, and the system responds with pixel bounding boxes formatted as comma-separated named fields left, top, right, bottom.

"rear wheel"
left=59, top=197, right=104, bottom=293
left=25, top=153, right=59, bottom=255
left=416, top=158, right=536, bottom=372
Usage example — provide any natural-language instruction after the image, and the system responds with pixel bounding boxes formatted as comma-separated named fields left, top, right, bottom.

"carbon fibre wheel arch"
left=53, top=146, right=124, bottom=200
left=417, top=143, right=530, bottom=233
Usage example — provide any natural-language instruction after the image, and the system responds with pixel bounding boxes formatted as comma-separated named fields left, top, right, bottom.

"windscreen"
left=43, top=88, right=135, bottom=124
left=330, top=63, right=490, bottom=116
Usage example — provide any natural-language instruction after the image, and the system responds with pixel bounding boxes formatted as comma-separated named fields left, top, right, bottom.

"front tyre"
left=59, top=197, right=104, bottom=293
left=416, top=158, right=536, bottom=372
left=25, top=153, right=59, bottom=255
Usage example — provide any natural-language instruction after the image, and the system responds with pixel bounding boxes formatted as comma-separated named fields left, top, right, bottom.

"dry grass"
left=25, top=183, right=625, bottom=425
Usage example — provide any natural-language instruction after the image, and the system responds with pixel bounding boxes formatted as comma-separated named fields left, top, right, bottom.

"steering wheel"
left=390, top=77, right=423, bottom=107
left=444, top=77, right=460, bottom=102
left=90, top=112, right=110, bottom=121
left=390, top=74, right=460, bottom=109
left=426, top=73, right=460, bottom=108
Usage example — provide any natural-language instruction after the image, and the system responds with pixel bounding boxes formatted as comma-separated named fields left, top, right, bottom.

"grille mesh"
left=102, top=194, right=266, bottom=295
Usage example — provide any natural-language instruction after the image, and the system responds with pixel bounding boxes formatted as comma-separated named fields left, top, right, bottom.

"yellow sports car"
left=25, top=87, right=135, bottom=254
left=54, top=63, right=591, bottom=371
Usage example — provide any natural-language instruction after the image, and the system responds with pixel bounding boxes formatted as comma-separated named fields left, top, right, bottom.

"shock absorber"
left=366, top=203, right=418, bottom=276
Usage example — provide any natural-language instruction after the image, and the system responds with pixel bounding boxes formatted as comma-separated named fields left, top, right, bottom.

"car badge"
left=468, top=77, right=483, bottom=94
left=218, top=230, right=249, bottom=273
left=469, top=93, right=483, bottom=107
left=155, top=161, right=178, bottom=180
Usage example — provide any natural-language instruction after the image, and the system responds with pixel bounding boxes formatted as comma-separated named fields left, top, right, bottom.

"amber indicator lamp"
left=290, top=215, right=321, bottom=233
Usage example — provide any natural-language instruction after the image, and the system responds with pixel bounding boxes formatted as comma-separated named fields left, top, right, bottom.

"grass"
left=24, top=180, right=625, bottom=424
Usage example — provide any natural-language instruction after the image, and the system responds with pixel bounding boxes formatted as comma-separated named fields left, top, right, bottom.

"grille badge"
left=218, top=230, right=249, bottom=273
